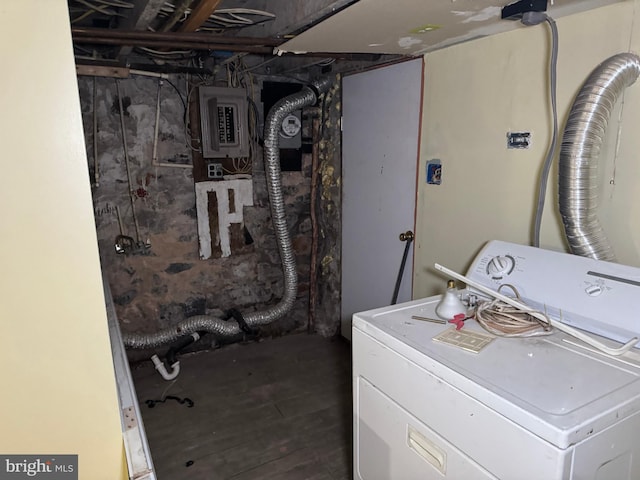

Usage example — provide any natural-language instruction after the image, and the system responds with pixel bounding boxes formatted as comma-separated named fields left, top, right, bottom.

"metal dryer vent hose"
left=122, top=77, right=332, bottom=349
left=559, top=52, right=640, bottom=261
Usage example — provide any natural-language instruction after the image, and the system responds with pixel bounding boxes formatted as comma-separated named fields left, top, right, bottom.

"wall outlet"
left=426, top=160, right=442, bottom=185
left=507, top=132, right=531, bottom=149
left=207, top=162, right=224, bottom=179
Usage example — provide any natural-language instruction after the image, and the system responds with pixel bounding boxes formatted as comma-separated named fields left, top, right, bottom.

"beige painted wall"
left=415, top=0, right=640, bottom=297
left=0, top=1, right=127, bottom=477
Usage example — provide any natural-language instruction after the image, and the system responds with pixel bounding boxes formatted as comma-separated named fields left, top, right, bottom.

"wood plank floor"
left=131, top=333, right=353, bottom=480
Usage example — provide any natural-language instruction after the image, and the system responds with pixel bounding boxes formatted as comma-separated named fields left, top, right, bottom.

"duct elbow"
left=310, top=76, right=333, bottom=96
left=559, top=52, right=640, bottom=261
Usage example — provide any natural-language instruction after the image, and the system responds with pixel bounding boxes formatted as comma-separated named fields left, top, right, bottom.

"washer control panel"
left=464, top=240, right=640, bottom=347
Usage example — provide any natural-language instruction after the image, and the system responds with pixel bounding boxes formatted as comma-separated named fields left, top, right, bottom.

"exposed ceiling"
left=69, top=0, right=625, bottom=77
left=69, top=0, right=381, bottom=77
left=277, top=0, right=625, bottom=56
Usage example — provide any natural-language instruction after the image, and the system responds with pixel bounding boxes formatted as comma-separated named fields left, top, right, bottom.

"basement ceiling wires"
left=201, top=8, right=277, bottom=31
left=69, top=0, right=133, bottom=24
left=134, top=4, right=276, bottom=61
left=158, top=3, right=276, bottom=32
left=135, top=46, right=197, bottom=61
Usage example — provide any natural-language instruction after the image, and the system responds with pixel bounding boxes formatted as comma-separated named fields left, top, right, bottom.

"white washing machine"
left=353, top=240, right=640, bottom=479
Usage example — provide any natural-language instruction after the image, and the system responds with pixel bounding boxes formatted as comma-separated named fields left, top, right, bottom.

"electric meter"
left=280, top=114, right=302, bottom=138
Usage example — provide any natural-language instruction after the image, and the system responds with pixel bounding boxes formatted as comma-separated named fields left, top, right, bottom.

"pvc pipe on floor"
left=151, top=354, right=180, bottom=381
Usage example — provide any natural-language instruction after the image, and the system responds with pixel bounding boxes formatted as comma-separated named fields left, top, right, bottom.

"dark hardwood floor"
left=131, top=333, right=353, bottom=480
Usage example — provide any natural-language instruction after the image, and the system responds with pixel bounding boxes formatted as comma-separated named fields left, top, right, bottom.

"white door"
left=341, top=58, right=423, bottom=339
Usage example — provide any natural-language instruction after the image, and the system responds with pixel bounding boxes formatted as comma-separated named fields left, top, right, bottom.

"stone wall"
left=77, top=73, right=342, bottom=355
left=314, top=79, right=342, bottom=337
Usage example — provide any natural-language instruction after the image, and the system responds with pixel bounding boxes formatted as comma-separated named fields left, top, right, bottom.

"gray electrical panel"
left=199, top=86, right=249, bottom=158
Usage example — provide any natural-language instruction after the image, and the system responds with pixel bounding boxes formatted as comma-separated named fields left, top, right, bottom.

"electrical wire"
left=474, top=285, right=553, bottom=337
left=90, top=0, right=133, bottom=7
left=183, top=58, right=257, bottom=167
left=223, top=158, right=252, bottom=175
left=200, top=8, right=276, bottom=30
left=532, top=15, right=559, bottom=248
left=158, top=4, right=275, bottom=30
left=608, top=1, right=637, bottom=193
left=162, top=77, right=187, bottom=112
left=242, top=56, right=280, bottom=73
left=135, top=46, right=195, bottom=58
left=222, top=58, right=257, bottom=174
left=115, top=79, right=142, bottom=244
left=70, top=0, right=128, bottom=18
left=71, top=9, right=97, bottom=24
left=277, top=58, right=337, bottom=76
left=160, top=378, right=179, bottom=401
left=185, top=76, right=204, bottom=153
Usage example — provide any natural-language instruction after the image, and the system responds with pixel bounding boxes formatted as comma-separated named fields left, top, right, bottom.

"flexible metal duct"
left=559, top=52, right=640, bottom=261
left=122, top=77, right=332, bottom=348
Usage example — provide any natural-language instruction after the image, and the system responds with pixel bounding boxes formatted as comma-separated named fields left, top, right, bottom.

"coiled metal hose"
left=122, top=77, right=332, bottom=348
left=559, top=53, right=640, bottom=261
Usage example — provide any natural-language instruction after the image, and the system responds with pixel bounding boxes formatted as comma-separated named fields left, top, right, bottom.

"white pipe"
left=434, top=263, right=638, bottom=356
left=151, top=78, right=194, bottom=169
left=130, top=69, right=169, bottom=79
left=93, top=76, right=99, bottom=187
left=152, top=79, right=161, bottom=166
left=151, top=354, right=181, bottom=381
left=115, top=79, right=142, bottom=243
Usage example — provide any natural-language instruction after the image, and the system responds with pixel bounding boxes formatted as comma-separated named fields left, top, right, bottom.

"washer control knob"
left=487, top=255, right=515, bottom=278
left=585, top=285, right=603, bottom=297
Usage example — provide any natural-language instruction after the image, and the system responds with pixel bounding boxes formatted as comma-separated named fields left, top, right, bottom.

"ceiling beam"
left=116, top=0, right=166, bottom=59
left=72, top=28, right=282, bottom=46
left=160, top=0, right=195, bottom=32
left=234, top=0, right=357, bottom=38
left=76, top=65, right=131, bottom=78
left=178, top=0, right=223, bottom=32
left=72, top=36, right=274, bottom=54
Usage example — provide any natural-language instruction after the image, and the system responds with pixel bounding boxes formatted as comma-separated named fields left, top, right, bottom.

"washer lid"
left=354, top=296, right=640, bottom=449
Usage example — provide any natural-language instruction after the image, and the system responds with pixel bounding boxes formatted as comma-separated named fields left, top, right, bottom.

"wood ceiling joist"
left=160, top=0, right=195, bottom=32
left=73, top=28, right=281, bottom=46
left=116, top=0, right=166, bottom=59
left=73, top=36, right=273, bottom=54
left=178, top=0, right=223, bottom=32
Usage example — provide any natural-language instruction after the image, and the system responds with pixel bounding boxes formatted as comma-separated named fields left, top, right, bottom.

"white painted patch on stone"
left=195, top=179, right=253, bottom=259
left=398, top=37, right=422, bottom=49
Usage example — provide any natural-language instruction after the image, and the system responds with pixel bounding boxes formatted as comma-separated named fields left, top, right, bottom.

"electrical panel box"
left=199, top=86, right=249, bottom=158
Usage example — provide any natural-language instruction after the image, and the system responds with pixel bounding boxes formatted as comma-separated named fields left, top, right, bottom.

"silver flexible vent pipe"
left=559, top=52, right=640, bottom=261
left=122, top=77, right=332, bottom=348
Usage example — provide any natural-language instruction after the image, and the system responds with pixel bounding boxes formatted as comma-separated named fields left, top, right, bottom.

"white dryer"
left=353, top=240, right=640, bottom=479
